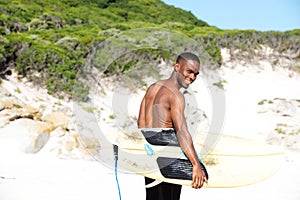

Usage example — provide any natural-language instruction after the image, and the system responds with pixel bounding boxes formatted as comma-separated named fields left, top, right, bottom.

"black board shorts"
left=145, top=177, right=182, bottom=200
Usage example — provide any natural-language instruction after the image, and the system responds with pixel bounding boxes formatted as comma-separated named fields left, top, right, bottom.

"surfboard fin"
left=157, top=157, right=209, bottom=180
left=141, top=129, right=180, bottom=146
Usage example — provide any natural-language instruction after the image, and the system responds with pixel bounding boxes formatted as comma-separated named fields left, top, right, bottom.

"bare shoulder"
left=145, top=80, right=184, bottom=103
left=146, top=80, right=166, bottom=94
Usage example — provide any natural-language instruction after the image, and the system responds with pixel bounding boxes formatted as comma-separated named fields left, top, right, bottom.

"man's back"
left=138, top=80, right=182, bottom=129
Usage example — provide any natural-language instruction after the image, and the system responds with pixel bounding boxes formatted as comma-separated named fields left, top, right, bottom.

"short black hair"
left=176, top=52, right=200, bottom=65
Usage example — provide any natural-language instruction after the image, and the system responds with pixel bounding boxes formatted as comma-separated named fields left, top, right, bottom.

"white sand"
left=0, top=149, right=299, bottom=200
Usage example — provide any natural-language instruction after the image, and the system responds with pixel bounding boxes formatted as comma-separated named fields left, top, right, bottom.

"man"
left=137, top=52, right=207, bottom=200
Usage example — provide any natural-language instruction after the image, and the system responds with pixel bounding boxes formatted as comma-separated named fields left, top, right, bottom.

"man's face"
left=176, top=60, right=200, bottom=89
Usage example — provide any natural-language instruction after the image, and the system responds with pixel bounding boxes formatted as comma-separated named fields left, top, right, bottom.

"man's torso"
left=141, top=80, right=182, bottom=128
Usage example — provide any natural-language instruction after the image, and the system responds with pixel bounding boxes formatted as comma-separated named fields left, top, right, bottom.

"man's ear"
left=174, top=63, right=180, bottom=72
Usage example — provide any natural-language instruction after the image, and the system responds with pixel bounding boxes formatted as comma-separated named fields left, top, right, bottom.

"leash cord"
left=113, top=144, right=122, bottom=200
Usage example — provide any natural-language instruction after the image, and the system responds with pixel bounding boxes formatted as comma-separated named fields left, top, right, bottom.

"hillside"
left=0, top=0, right=300, bottom=101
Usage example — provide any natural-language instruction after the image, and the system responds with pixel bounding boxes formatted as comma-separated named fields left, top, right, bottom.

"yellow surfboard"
left=95, top=131, right=284, bottom=188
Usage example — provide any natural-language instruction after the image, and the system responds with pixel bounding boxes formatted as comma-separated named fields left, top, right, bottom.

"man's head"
left=176, top=52, right=200, bottom=65
left=174, top=52, right=200, bottom=89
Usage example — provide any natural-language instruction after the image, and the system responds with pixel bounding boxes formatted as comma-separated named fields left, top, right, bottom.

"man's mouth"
left=185, top=79, right=192, bottom=85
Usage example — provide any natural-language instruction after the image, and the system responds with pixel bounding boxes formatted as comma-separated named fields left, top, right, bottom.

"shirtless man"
left=137, top=52, right=207, bottom=200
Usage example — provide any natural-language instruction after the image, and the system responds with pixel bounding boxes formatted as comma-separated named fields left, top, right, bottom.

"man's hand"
left=192, top=164, right=208, bottom=189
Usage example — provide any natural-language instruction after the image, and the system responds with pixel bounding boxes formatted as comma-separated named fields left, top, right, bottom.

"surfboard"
left=95, top=130, right=284, bottom=188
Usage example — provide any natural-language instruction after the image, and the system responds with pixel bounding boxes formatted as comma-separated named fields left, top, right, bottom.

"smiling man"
left=138, top=52, right=207, bottom=200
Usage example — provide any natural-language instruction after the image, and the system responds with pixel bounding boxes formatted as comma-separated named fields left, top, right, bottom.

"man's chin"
left=183, top=84, right=189, bottom=89
left=184, top=81, right=192, bottom=88
left=180, top=82, right=190, bottom=89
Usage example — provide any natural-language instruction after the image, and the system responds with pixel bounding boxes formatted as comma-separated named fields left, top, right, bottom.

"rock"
left=16, top=103, right=41, bottom=119
left=0, top=102, right=4, bottom=111
left=38, top=127, right=100, bottom=160
left=0, top=118, right=54, bottom=154
left=0, top=99, right=42, bottom=126
left=43, top=111, right=69, bottom=129
left=0, top=99, right=13, bottom=110
left=8, top=105, right=41, bottom=121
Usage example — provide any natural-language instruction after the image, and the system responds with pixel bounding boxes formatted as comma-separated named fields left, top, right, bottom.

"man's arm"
left=170, top=93, right=207, bottom=189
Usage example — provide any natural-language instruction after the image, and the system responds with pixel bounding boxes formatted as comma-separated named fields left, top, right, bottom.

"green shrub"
left=0, top=0, right=299, bottom=101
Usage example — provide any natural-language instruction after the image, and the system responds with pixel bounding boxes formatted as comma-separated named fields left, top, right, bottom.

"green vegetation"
left=213, top=79, right=227, bottom=89
left=14, top=87, right=21, bottom=94
left=109, top=114, right=115, bottom=120
left=83, top=106, right=97, bottom=113
left=0, top=0, right=299, bottom=100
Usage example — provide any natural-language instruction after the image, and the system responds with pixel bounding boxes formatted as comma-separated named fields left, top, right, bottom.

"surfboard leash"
left=113, top=144, right=122, bottom=200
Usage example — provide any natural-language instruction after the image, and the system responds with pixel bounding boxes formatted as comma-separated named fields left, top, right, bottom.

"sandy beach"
left=0, top=147, right=299, bottom=200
